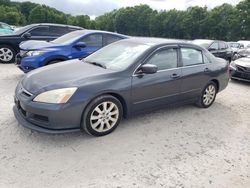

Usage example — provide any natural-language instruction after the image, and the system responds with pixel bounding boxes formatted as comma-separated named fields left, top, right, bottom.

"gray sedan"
left=13, top=38, right=229, bottom=136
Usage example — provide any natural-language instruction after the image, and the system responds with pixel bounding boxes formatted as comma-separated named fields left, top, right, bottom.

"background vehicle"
left=14, top=38, right=229, bottom=136
left=193, top=39, right=233, bottom=62
left=228, top=42, right=244, bottom=60
left=0, top=22, right=14, bottom=35
left=237, top=40, right=250, bottom=48
left=230, top=56, right=250, bottom=82
left=16, top=30, right=128, bottom=73
left=0, top=23, right=83, bottom=64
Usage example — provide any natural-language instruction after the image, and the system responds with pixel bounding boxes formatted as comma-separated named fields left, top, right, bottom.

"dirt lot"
left=0, top=64, right=249, bottom=188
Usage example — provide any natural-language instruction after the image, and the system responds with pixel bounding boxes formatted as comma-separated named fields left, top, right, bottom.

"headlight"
left=27, top=50, right=47, bottom=56
left=33, top=87, right=77, bottom=104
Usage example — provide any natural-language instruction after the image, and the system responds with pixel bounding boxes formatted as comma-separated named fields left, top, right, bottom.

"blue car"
left=16, top=30, right=128, bottom=73
left=0, top=22, right=14, bottom=35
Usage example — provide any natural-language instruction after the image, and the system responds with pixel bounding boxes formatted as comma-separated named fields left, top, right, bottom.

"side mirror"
left=138, top=64, right=158, bottom=74
left=23, top=32, right=31, bottom=39
left=74, top=42, right=86, bottom=49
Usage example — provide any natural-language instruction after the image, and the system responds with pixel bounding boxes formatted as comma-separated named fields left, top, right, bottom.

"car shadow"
left=13, top=101, right=239, bottom=150
left=230, top=79, right=250, bottom=86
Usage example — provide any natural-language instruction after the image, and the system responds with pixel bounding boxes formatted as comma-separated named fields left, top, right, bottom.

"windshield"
left=84, top=41, right=150, bottom=71
left=193, top=40, right=212, bottom=48
left=0, top=23, right=11, bottom=29
left=52, top=31, right=83, bottom=44
left=229, top=43, right=240, bottom=48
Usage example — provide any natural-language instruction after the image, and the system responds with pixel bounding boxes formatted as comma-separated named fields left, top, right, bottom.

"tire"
left=81, top=95, right=123, bottom=136
left=196, top=81, right=217, bottom=108
left=0, top=45, right=16, bottom=64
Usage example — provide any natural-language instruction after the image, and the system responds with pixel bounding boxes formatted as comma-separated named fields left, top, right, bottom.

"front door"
left=131, top=47, right=182, bottom=112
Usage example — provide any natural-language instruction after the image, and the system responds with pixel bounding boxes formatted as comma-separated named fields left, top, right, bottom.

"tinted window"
left=147, top=48, right=178, bottom=70
left=181, top=48, right=203, bottom=66
left=209, top=42, right=219, bottom=50
left=49, top=26, right=68, bottom=36
left=29, top=26, right=49, bottom=36
left=219, top=42, right=228, bottom=50
left=105, top=35, right=122, bottom=46
left=81, top=34, right=103, bottom=47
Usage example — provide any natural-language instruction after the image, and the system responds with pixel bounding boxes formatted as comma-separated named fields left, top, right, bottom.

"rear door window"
left=49, top=26, right=68, bottom=36
left=181, top=48, right=204, bottom=66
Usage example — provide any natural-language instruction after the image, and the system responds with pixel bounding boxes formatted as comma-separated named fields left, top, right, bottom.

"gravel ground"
left=0, top=64, right=249, bottom=188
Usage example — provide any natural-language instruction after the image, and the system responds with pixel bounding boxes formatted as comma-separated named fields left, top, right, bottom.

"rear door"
left=71, top=33, right=103, bottom=59
left=131, top=46, right=182, bottom=112
left=49, top=26, right=69, bottom=38
left=179, top=46, right=213, bottom=100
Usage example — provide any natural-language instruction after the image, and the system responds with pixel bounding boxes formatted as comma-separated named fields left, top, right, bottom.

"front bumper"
left=15, top=53, right=45, bottom=73
left=230, top=69, right=250, bottom=82
left=13, top=106, right=80, bottom=134
left=13, top=87, right=85, bottom=133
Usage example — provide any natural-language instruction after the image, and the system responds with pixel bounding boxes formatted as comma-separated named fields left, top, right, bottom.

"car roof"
left=28, top=23, right=83, bottom=29
left=69, top=29, right=129, bottom=38
left=122, top=37, right=200, bottom=48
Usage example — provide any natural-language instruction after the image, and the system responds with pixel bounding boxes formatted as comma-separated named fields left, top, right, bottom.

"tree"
left=28, top=5, right=47, bottom=23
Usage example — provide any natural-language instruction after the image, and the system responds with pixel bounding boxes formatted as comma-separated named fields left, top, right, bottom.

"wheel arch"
left=83, top=92, right=128, bottom=119
left=210, top=79, right=219, bottom=91
left=44, top=56, right=69, bottom=65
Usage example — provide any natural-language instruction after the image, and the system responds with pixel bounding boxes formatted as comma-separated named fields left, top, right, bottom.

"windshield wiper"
left=86, top=61, right=106, bottom=69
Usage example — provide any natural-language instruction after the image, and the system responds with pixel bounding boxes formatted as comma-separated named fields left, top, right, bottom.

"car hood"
left=22, top=59, right=116, bottom=94
left=234, top=58, right=250, bottom=68
left=0, top=33, right=19, bottom=38
left=20, top=40, right=64, bottom=50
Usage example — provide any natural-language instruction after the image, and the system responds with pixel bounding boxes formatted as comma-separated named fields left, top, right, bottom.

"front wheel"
left=0, top=45, right=16, bottom=64
left=196, top=82, right=217, bottom=108
left=81, top=95, right=123, bottom=136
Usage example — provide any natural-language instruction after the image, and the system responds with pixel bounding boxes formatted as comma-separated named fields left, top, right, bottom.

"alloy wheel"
left=90, top=101, right=119, bottom=133
left=203, top=84, right=216, bottom=106
left=0, top=48, right=13, bottom=63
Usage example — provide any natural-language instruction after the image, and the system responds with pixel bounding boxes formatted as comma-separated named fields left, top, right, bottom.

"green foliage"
left=0, top=0, right=250, bottom=40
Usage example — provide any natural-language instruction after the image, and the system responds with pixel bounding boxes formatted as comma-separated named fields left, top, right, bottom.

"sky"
left=13, top=0, right=242, bottom=18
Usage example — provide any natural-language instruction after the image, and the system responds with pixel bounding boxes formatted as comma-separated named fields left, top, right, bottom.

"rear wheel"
left=0, top=45, right=16, bottom=64
left=196, top=81, right=217, bottom=108
left=81, top=95, right=123, bottom=136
